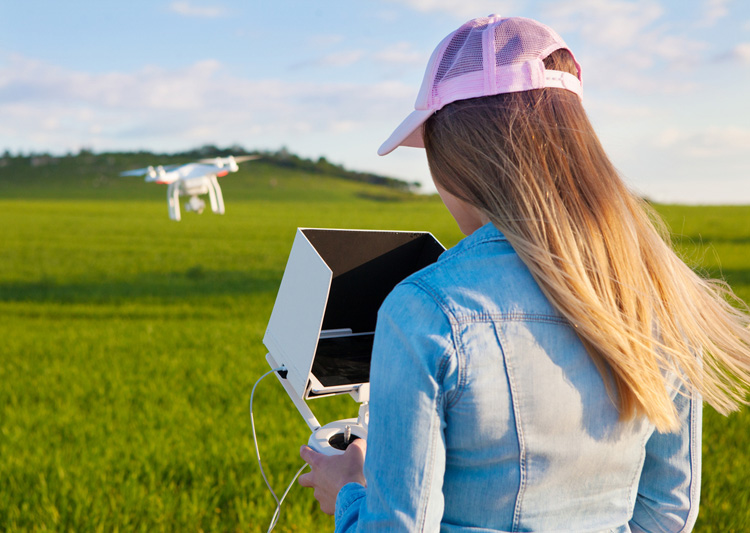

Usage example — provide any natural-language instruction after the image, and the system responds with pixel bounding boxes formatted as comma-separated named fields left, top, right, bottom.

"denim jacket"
left=335, top=223, right=701, bottom=532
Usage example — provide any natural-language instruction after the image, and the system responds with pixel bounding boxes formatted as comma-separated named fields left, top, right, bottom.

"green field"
left=1, top=154, right=748, bottom=531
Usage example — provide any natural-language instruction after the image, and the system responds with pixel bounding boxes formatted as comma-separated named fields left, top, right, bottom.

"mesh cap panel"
left=494, top=18, right=553, bottom=65
left=435, top=25, right=484, bottom=84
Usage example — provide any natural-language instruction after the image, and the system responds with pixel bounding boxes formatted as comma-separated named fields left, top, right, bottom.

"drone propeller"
left=196, top=155, right=261, bottom=164
left=120, top=167, right=152, bottom=177
left=120, top=164, right=182, bottom=177
left=232, top=155, right=261, bottom=163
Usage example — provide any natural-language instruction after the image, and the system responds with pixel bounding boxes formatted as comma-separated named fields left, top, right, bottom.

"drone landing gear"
left=167, top=182, right=181, bottom=221
left=167, top=181, right=225, bottom=221
left=208, top=175, right=225, bottom=215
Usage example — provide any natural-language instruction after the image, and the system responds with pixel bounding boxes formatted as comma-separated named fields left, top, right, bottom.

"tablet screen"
left=311, top=334, right=374, bottom=387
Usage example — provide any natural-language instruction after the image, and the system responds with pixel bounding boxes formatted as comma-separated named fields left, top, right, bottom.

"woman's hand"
left=298, top=439, right=367, bottom=515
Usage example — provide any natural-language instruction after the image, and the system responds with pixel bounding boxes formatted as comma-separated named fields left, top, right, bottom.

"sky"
left=1, top=0, right=749, bottom=203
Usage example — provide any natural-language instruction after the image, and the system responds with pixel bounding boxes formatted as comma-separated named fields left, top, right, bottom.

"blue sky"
left=1, top=0, right=749, bottom=203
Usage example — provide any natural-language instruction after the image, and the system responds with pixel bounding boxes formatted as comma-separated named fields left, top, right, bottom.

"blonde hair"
left=424, top=50, right=750, bottom=432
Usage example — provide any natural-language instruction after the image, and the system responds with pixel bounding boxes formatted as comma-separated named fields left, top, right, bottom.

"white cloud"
left=168, top=1, right=226, bottom=18
left=317, top=50, right=366, bottom=68
left=386, top=0, right=519, bottom=20
left=650, top=35, right=707, bottom=65
left=308, top=34, right=346, bottom=48
left=541, top=1, right=710, bottom=94
left=374, top=42, right=427, bottom=66
left=544, top=0, right=664, bottom=49
left=729, top=43, right=750, bottom=63
left=0, top=54, right=416, bottom=156
left=586, top=100, right=656, bottom=119
left=0, top=54, right=224, bottom=110
left=291, top=49, right=367, bottom=70
left=697, top=0, right=732, bottom=27
left=713, top=42, right=750, bottom=64
left=655, top=126, right=750, bottom=157
left=330, top=120, right=359, bottom=133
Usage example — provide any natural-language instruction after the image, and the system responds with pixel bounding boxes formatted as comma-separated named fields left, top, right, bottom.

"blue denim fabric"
left=335, top=223, right=701, bottom=532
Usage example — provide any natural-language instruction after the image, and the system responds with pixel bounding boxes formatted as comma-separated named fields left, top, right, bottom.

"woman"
left=299, top=15, right=750, bottom=532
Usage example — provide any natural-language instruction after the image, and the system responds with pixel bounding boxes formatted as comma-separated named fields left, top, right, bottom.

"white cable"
left=250, top=367, right=310, bottom=533
left=267, top=462, right=309, bottom=531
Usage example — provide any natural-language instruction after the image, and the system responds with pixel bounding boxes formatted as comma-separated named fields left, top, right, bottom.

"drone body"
left=120, top=155, right=259, bottom=221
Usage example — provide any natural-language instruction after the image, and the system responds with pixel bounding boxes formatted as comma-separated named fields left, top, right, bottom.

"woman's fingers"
left=299, top=445, right=322, bottom=467
left=297, top=440, right=367, bottom=515
left=297, top=470, right=314, bottom=488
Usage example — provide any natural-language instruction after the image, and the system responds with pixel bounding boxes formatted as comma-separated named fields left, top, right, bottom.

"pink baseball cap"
left=378, top=15, right=583, bottom=156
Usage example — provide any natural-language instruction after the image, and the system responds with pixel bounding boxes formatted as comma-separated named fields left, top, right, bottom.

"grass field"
left=1, top=155, right=748, bottom=531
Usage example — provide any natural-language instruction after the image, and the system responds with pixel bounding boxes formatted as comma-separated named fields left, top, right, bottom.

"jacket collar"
left=440, top=222, right=507, bottom=261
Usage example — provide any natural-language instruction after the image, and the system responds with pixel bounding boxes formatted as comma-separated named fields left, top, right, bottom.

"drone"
left=120, top=155, right=260, bottom=221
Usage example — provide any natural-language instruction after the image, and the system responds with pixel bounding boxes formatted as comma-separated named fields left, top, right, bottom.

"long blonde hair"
left=424, top=50, right=750, bottom=432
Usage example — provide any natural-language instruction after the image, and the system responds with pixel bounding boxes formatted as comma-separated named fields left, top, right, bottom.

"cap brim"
left=377, top=109, right=434, bottom=156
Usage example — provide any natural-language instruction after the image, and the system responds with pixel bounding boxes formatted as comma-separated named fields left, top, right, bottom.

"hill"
left=0, top=146, right=420, bottom=201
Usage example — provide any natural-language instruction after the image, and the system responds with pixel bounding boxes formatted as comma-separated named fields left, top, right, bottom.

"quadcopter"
left=120, top=155, right=260, bottom=221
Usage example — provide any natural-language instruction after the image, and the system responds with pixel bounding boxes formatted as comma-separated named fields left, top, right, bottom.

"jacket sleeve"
left=334, top=281, right=456, bottom=532
left=629, top=383, right=702, bottom=532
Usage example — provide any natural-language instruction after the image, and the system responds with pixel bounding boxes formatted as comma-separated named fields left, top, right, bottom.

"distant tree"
left=15, top=144, right=417, bottom=191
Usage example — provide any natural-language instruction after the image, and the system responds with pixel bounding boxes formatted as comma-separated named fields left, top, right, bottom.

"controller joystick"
left=308, top=419, right=367, bottom=456
left=328, top=430, right=361, bottom=451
